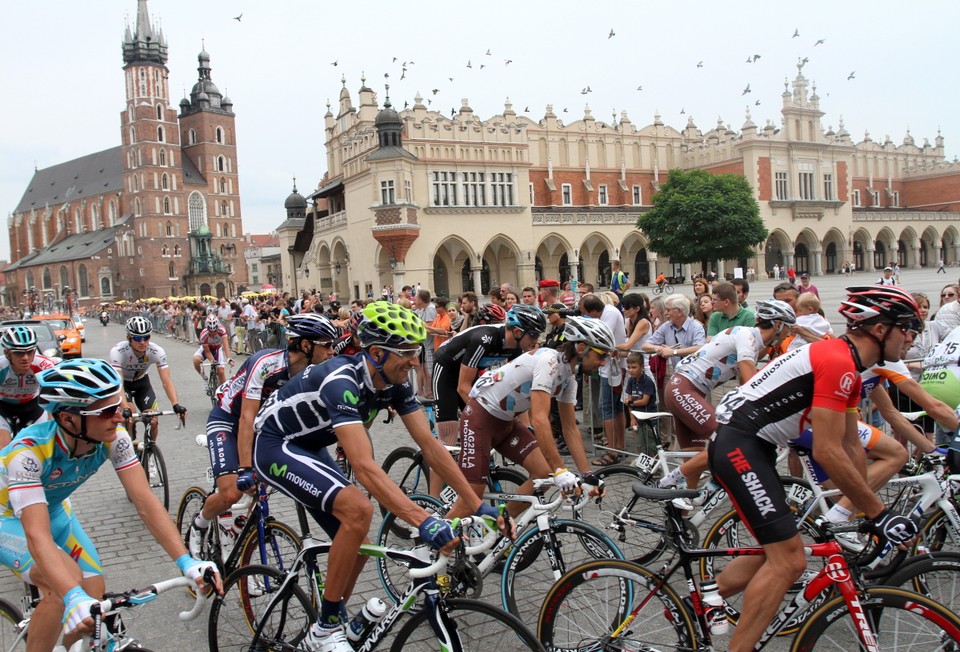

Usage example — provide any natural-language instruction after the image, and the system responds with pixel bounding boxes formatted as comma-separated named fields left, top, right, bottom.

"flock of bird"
left=231, top=15, right=857, bottom=123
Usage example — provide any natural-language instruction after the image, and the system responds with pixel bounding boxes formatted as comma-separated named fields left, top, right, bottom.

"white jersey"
left=920, top=325, right=960, bottom=408
left=468, top=347, right=577, bottom=421
left=109, top=341, right=169, bottom=383
left=674, top=326, right=764, bottom=395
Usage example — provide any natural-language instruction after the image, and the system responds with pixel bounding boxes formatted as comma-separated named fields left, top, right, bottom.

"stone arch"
left=941, top=225, right=960, bottom=265
left=897, top=226, right=919, bottom=268
left=763, top=228, right=791, bottom=275
left=331, top=240, right=349, bottom=296
left=920, top=225, right=941, bottom=268
left=479, top=234, right=523, bottom=292
left=793, top=228, right=820, bottom=275
left=874, top=226, right=898, bottom=270
left=621, top=231, right=651, bottom=286
left=820, top=227, right=845, bottom=274
left=535, top=233, right=574, bottom=283
left=576, top=232, right=615, bottom=287
left=851, top=227, right=872, bottom=271
left=431, top=234, right=478, bottom=298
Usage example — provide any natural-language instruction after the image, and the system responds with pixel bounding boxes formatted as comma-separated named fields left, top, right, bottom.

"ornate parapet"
left=532, top=209, right=644, bottom=226
left=853, top=210, right=960, bottom=222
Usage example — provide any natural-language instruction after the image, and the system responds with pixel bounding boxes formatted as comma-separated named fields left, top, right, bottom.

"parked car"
left=33, top=314, right=83, bottom=358
left=0, top=319, right=64, bottom=359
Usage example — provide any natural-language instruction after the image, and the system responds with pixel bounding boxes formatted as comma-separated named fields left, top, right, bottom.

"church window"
left=159, top=149, right=166, bottom=166
left=91, top=204, right=100, bottom=229
left=216, top=127, right=224, bottom=144
left=74, top=209, right=82, bottom=233
left=156, top=104, right=163, bottom=120
left=219, top=177, right=226, bottom=193
left=188, top=191, right=207, bottom=231
left=188, top=129, right=196, bottom=145
left=134, top=198, right=141, bottom=216
left=59, top=266, right=68, bottom=292
left=109, top=201, right=117, bottom=225
left=139, top=69, right=146, bottom=96
left=26, top=271, right=34, bottom=289
left=174, top=244, right=181, bottom=257
left=100, top=277, right=111, bottom=295
left=161, top=173, right=168, bottom=190
left=166, top=220, right=173, bottom=236
left=163, top=197, right=171, bottom=215
left=220, top=200, right=228, bottom=216
left=129, top=127, right=136, bottom=145
left=216, top=156, right=226, bottom=172
left=157, top=126, right=165, bottom=143
left=168, top=262, right=176, bottom=279
left=42, top=268, right=52, bottom=290
left=77, top=265, right=88, bottom=297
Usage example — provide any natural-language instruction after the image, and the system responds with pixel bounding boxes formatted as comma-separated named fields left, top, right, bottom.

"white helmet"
left=205, top=315, right=221, bottom=330
left=561, top=316, right=616, bottom=352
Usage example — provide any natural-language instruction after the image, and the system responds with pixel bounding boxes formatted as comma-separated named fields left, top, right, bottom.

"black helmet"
left=506, top=305, right=547, bottom=334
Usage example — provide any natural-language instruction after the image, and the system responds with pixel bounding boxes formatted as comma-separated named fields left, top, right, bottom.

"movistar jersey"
left=0, top=420, right=139, bottom=518
left=254, top=354, right=418, bottom=451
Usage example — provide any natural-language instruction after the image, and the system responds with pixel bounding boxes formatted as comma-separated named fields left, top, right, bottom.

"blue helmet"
left=506, top=305, right=546, bottom=334
left=285, top=313, right=339, bottom=341
left=37, top=359, right=122, bottom=412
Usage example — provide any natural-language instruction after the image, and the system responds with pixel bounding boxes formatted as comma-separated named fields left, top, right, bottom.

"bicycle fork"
left=422, top=591, right=464, bottom=652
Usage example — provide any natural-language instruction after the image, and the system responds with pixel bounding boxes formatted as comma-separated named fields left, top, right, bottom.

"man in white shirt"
left=580, top=294, right=628, bottom=465
left=877, top=266, right=897, bottom=285
left=241, top=299, right=259, bottom=354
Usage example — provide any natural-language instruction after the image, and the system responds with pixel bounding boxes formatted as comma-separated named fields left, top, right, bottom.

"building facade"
left=243, top=233, right=282, bottom=290
left=279, top=67, right=960, bottom=300
left=5, top=0, right=247, bottom=310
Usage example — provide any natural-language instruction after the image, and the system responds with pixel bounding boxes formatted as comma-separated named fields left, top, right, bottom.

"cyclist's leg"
left=198, top=412, right=242, bottom=524
left=132, top=378, right=160, bottom=442
left=192, top=347, right=204, bottom=378
left=489, top=413, right=543, bottom=516
left=663, top=375, right=713, bottom=486
left=444, top=399, right=504, bottom=519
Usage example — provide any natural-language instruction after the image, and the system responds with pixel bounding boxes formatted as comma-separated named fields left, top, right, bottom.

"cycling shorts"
left=194, top=346, right=225, bottom=365
left=432, top=361, right=465, bottom=424
left=124, top=375, right=158, bottom=414
left=458, top=398, right=538, bottom=484
left=252, top=437, right=348, bottom=540
left=790, top=422, right=882, bottom=485
left=0, top=400, right=46, bottom=435
left=0, top=501, right=101, bottom=584
left=708, top=426, right=797, bottom=545
left=207, top=406, right=239, bottom=477
left=664, top=375, right=715, bottom=449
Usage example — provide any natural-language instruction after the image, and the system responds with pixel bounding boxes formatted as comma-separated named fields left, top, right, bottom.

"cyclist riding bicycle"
left=655, top=272, right=667, bottom=289
left=0, top=326, right=56, bottom=448
left=187, top=313, right=339, bottom=556
left=0, top=359, right=220, bottom=651
left=432, top=304, right=545, bottom=448
left=708, top=285, right=921, bottom=652
left=253, top=301, right=505, bottom=652
left=192, top=315, right=234, bottom=387
left=110, top=316, right=186, bottom=443
left=445, top=316, right=614, bottom=520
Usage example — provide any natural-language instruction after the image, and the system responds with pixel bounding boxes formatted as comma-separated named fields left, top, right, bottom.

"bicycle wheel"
left=488, top=466, right=527, bottom=495
left=0, top=597, right=27, bottom=650
left=208, top=564, right=315, bottom=652
left=381, top=446, right=429, bottom=500
left=586, top=464, right=670, bottom=565
left=390, top=598, right=544, bottom=651
left=176, top=487, right=208, bottom=548
left=791, top=586, right=960, bottom=651
left=665, top=284, right=674, bottom=295
left=140, top=443, right=169, bottom=511
left=376, top=494, right=447, bottom=604
left=537, top=558, right=696, bottom=652
left=501, top=518, right=624, bottom=626
left=917, top=500, right=960, bottom=554
left=208, top=372, right=219, bottom=407
left=884, top=551, right=960, bottom=616
left=238, top=518, right=303, bottom=574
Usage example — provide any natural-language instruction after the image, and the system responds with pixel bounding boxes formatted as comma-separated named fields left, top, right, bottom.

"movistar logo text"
left=269, top=463, right=288, bottom=477
left=343, top=389, right=360, bottom=405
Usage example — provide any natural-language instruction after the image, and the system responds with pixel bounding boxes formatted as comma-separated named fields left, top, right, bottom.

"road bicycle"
left=652, top=281, right=674, bottom=295
left=377, top=479, right=623, bottom=626
left=537, top=483, right=960, bottom=652
left=126, top=409, right=181, bottom=510
left=207, top=517, right=545, bottom=651
left=201, top=360, right=222, bottom=407
left=0, top=575, right=209, bottom=651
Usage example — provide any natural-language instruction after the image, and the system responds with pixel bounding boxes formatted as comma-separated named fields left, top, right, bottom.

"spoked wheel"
left=140, top=443, right=169, bottom=511
left=0, top=597, right=26, bottom=650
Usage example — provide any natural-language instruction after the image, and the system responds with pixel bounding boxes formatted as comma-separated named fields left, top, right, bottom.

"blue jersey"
left=0, top=420, right=139, bottom=518
left=255, top=354, right=419, bottom=451
left=215, top=348, right=291, bottom=418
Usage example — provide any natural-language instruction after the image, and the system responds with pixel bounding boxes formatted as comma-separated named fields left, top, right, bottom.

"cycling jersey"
left=714, top=338, right=862, bottom=447
left=859, top=358, right=911, bottom=396
left=0, top=420, right=139, bottom=518
left=199, top=326, right=228, bottom=350
left=920, top=326, right=960, bottom=408
left=434, top=324, right=521, bottom=372
left=255, top=354, right=418, bottom=451
left=215, top=349, right=290, bottom=417
left=468, top=347, right=577, bottom=421
left=0, top=354, right=56, bottom=405
left=674, top=326, right=765, bottom=395
left=109, top=341, right=169, bottom=383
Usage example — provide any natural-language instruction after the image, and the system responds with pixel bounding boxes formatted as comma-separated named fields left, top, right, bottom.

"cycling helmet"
left=125, top=315, right=152, bottom=337
left=358, top=301, right=427, bottom=348
left=285, top=313, right=339, bottom=341
left=839, top=285, right=921, bottom=327
left=506, top=304, right=547, bottom=334
left=37, top=359, right=123, bottom=412
left=205, top=315, right=221, bottom=330
left=755, top=299, right=797, bottom=325
left=476, top=303, right=507, bottom=324
left=561, top=316, right=616, bottom=352
left=1, top=326, right=38, bottom=352
left=348, top=310, right=364, bottom=335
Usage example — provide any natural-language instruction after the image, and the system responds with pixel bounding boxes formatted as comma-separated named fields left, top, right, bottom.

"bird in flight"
left=431, top=88, right=439, bottom=95
left=451, top=108, right=456, bottom=117
left=680, top=107, right=685, bottom=114
left=524, top=106, right=529, bottom=112
left=505, top=59, right=513, bottom=65
left=449, top=77, right=454, bottom=82
left=792, top=28, right=799, bottom=38
left=847, top=71, right=856, bottom=80
left=404, top=101, right=409, bottom=109
left=480, top=64, right=485, bottom=70
left=331, top=60, right=338, bottom=66
left=752, top=54, right=761, bottom=62
left=755, top=99, right=761, bottom=106
left=608, top=29, right=615, bottom=38
left=697, top=61, right=703, bottom=68
left=400, top=71, right=406, bottom=80
left=814, top=38, right=825, bottom=46
left=563, top=107, right=569, bottom=113
left=233, top=13, right=242, bottom=22
left=466, top=60, right=472, bottom=69
left=742, top=83, right=751, bottom=95
left=392, top=57, right=398, bottom=63
left=485, top=48, right=492, bottom=55
left=636, top=85, right=643, bottom=91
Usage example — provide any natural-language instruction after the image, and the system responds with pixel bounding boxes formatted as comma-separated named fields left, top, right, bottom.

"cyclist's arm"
left=156, top=366, right=180, bottom=408
left=335, top=421, right=441, bottom=525
left=737, top=359, right=758, bottom=383
left=116, top=465, right=198, bottom=560
left=400, top=409, right=487, bottom=514
left=21, top=504, right=88, bottom=597
left=556, top=397, right=593, bottom=473
left=457, top=364, right=480, bottom=406
left=220, top=332, right=233, bottom=361
left=895, top=377, right=960, bottom=432
left=810, top=407, right=886, bottom=519
left=869, top=384, right=935, bottom=453
left=236, top=396, right=260, bottom=468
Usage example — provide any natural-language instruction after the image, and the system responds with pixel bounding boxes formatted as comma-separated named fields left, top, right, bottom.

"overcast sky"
left=2, top=0, right=958, bottom=262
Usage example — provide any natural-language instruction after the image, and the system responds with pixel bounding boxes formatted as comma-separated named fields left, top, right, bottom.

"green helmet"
left=358, top=301, right=427, bottom=348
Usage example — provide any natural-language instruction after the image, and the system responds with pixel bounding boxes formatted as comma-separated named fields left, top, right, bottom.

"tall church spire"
left=122, top=0, right=168, bottom=65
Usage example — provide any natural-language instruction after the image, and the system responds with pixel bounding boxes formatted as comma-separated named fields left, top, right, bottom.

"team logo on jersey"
left=837, top=372, right=856, bottom=396
left=343, top=389, right=360, bottom=405
left=269, top=463, right=288, bottom=478
left=50, top=469, right=62, bottom=480
left=21, top=458, right=39, bottom=474
left=481, top=334, right=492, bottom=344
left=509, top=437, right=519, bottom=447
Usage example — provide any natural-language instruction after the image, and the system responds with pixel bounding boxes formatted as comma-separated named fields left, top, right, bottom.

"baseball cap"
left=543, top=303, right=566, bottom=315
left=800, top=272, right=810, bottom=279
left=883, top=266, right=893, bottom=271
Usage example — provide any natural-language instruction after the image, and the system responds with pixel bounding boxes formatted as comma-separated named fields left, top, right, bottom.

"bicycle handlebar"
left=129, top=410, right=178, bottom=419
left=408, top=516, right=499, bottom=579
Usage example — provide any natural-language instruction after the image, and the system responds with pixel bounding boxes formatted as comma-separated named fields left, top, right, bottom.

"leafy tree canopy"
left=638, top=169, right=768, bottom=267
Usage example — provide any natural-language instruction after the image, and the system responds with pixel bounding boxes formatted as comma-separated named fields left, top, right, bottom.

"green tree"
left=638, top=169, right=767, bottom=275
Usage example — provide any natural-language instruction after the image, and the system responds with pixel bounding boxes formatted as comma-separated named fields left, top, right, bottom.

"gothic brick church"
left=4, top=0, right=247, bottom=310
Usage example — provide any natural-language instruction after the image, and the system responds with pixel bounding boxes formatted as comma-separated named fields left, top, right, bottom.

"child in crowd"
left=622, top=352, right=659, bottom=456
left=788, top=291, right=834, bottom=350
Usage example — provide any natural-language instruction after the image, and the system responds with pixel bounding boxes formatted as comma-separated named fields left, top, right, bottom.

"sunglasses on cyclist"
left=312, top=340, right=335, bottom=348
left=590, top=347, right=611, bottom=361
left=74, top=398, right=124, bottom=420
left=129, top=335, right=151, bottom=342
left=378, top=344, right=423, bottom=359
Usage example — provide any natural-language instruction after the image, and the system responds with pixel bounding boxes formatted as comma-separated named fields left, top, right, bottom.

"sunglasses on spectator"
left=75, top=398, right=123, bottom=420
left=378, top=344, right=422, bottom=358
left=130, top=335, right=150, bottom=342
left=943, top=292, right=957, bottom=298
